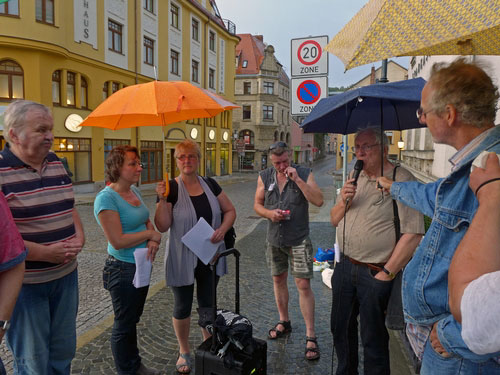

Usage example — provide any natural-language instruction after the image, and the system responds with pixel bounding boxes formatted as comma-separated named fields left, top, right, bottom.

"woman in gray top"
left=155, top=139, right=236, bottom=374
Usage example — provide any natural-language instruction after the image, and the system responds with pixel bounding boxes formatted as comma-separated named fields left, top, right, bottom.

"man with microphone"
left=330, top=127, right=424, bottom=374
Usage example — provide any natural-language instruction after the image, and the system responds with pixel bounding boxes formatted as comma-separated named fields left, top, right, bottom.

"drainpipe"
left=134, top=0, right=139, bottom=182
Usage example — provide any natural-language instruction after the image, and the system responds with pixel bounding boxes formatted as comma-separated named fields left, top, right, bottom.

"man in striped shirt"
left=0, top=100, right=84, bottom=375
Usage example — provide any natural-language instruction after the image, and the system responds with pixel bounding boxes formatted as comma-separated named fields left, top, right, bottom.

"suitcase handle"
left=209, top=248, right=240, bottom=350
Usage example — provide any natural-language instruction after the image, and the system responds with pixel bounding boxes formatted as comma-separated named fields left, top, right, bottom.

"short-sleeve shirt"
left=163, top=177, right=222, bottom=224
left=0, top=191, right=27, bottom=272
left=94, top=185, right=150, bottom=263
left=336, top=166, right=425, bottom=263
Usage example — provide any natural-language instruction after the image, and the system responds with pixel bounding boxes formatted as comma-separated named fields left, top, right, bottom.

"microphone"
left=346, top=159, right=364, bottom=205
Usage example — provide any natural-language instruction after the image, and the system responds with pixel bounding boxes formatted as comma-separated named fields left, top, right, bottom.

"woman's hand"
left=156, top=181, right=168, bottom=199
left=146, top=239, right=159, bottom=262
left=210, top=227, right=226, bottom=244
left=149, top=230, right=162, bottom=244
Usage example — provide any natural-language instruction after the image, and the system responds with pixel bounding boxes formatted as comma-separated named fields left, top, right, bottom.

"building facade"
left=232, top=34, right=290, bottom=171
left=0, top=0, right=239, bottom=192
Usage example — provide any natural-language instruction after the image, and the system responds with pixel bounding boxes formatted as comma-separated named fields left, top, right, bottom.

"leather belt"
left=346, top=256, right=384, bottom=273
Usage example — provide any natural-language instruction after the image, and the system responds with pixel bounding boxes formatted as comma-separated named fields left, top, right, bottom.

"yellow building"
left=0, top=0, right=239, bottom=192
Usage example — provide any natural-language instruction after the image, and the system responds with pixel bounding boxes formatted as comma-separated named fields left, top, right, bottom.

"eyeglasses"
left=353, top=143, right=379, bottom=153
left=416, top=107, right=435, bottom=121
left=129, top=161, right=144, bottom=168
left=176, top=154, right=198, bottom=161
left=269, top=141, right=288, bottom=150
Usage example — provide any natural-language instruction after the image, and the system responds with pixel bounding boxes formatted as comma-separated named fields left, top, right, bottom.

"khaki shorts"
left=266, top=237, right=313, bottom=279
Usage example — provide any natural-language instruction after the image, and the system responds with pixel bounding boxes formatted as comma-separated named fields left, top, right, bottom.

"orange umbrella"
left=81, top=80, right=227, bottom=130
left=201, top=89, right=240, bottom=110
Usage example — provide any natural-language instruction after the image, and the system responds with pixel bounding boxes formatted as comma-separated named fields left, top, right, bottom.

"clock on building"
left=190, top=128, right=198, bottom=139
left=222, top=131, right=229, bottom=141
left=208, top=129, right=215, bottom=140
left=64, top=114, right=83, bottom=133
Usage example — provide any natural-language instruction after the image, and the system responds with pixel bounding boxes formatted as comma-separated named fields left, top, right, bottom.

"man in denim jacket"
left=378, top=58, right=500, bottom=374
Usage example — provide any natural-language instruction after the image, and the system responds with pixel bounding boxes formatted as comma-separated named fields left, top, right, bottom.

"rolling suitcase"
left=195, top=248, right=267, bottom=375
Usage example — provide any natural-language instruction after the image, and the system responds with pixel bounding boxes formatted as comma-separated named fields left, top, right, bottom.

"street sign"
left=291, top=36, right=328, bottom=77
left=291, top=76, right=328, bottom=116
left=235, top=139, right=245, bottom=155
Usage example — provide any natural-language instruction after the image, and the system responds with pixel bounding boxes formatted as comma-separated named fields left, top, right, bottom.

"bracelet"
left=382, top=267, right=396, bottom=279
left=474, top=177, right=500, bottom=197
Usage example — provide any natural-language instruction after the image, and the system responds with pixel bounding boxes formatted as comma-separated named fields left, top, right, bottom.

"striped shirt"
left=0, top=144, right=77, bottom=284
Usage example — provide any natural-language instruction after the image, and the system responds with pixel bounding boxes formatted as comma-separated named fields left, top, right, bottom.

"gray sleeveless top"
left=164, top=176, right=227, bottom=286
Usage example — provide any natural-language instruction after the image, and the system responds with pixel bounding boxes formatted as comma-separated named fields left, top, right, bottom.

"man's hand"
left=285, top=166, right=299, bottom=182
left=374, top=271, right=393, bottom=281
left=270, top=208, right=286, bottom=222
left=376, top=176, right=393, bottom=193
left=470, top=152, right=500, bottom=201
left=430, top=322, right=451, bottom=357
left=340, top=178, right=357, bottom=204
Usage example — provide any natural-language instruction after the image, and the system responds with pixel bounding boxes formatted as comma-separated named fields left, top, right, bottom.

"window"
left=103, top=81, right=121, bottom=99
left=192, top=19, right=199, bottom=42
left=140, top=141, right=163, bottom=183
left=191, top=60, right=199, bottom=83
left=80, top=77, right=88, bottom=108
left=263, top=105, right=273, bottom=120
left=238, top=129, right=254, bottom=146
left=144, top=37, right=154, bottom=65
left=170, top=3, right=179, bottom=29
left=242, top=60, right=248, bottom=68
left=53, top=137, right=92, bottom=183
left=144, top=0, right=154, bottom=13
left=104, top=139, right=130, bottom=161
left=209, top=68, right=215, bottom=89
left=0, top=60, right=24, bottom=101
left=242, top=105, right=251, bottom=120
left=170, top=50, right=179, bottom=75
left=263, top=81, right=274, bottom=94
left=0, top=0, right=19, bottom=16
left=36, top=0, right=54, bottom=24
left=108, top=19, right=123, bottom=53
left=66, top=72, right=75, bottom=106
left=112, top=82, right=120, bottom=93
left=243, top=82, right=251, bottom=95
left=51, top=70, right=60, bottom=104
left=209, top=31, right=216, bottom=52
left=274, top=131, right=278, bottom=141
left=102, top=81, right=109, bottom=100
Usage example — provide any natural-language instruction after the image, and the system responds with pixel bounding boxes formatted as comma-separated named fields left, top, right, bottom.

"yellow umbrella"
left=326, top=0, right=500, bottom=71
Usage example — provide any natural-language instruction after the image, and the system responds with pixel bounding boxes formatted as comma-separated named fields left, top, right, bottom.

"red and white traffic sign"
left=291, top=36, right=328, bottom=77
left=291, top=76, right=328, bottom=116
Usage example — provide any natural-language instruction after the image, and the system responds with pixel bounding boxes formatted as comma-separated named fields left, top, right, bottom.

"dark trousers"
left=331, top=257, right=393, bottom=375
left=103, top=256, right=149, bottom=375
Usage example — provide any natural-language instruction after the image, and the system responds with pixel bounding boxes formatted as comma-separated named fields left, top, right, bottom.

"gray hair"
left=428, top=57, right=499, bottom=128
left=354, top=126, right=389, bottom=147
left=3, top=100, right=51, bottom=143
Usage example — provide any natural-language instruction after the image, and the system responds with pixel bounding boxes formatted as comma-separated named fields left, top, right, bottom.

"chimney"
left=370, top=66, right=376, bottom=84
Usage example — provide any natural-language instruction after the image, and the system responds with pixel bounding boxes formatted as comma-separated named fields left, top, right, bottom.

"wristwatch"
left=382, top=267, right=396, bottom=280
left=0, top=320, right=10, bottom=332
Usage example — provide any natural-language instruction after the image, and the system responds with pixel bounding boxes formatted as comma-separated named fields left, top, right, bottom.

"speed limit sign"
left=291, top=36, right=328, bottom=77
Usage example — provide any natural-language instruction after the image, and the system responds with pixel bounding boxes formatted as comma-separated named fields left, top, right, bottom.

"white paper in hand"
left=181, top=217, right=223, bottom=265
left=132, top=247, right=152, bottom=288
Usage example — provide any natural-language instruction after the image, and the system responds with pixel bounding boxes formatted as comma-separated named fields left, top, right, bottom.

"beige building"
left=0, top=0, right=239, bottom=192
left=232, top=34, right=290, bottom=171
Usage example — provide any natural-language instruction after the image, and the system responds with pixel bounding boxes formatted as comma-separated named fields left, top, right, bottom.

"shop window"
left=144, top=37, right=154, bottom=66
left=108, top=19, right=123, bottom=53
left=66, top=72, right=75, bottom=106
left=36, top=0, right=54, bottom=25
left=0, top=60, right=24, bottom=101
left=0, top=0, right=19, bottom=16
left=80, top=77, right=88, bottom=108
left=205, top=142, right=216, bottom=177
left=140, top=141, right=163, bottom=184
left=53, top=137, right=92, bottom=183
left=104, top=139, right=130, bottom=161
left=170, top=3, right=179, bottom=29
left=242, top=153, right=254, bottom=170
left=220, top=144, right=229, bottom=176
left=170, top=50, right=179, bottom=75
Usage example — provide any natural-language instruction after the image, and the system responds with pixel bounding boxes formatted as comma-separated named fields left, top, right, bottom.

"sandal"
left=268, top=320, right=292, bottom=339
left=305, top=336, right=320, bottom=360
left=176, top=352, right=192, bottom=374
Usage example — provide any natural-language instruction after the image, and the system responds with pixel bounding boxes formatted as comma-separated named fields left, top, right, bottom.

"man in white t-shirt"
left=449, top=152, right=500, bottom=355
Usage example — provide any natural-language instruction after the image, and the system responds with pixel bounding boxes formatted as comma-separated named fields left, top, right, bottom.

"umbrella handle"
left=164, top=171, right=170, bottom=197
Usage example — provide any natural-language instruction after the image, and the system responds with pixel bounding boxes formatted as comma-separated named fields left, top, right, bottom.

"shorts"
left=266, top=237, right=313, bottom=279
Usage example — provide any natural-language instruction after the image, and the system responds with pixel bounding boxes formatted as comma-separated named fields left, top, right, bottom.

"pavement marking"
left=76, top=279, right=166, bottom=349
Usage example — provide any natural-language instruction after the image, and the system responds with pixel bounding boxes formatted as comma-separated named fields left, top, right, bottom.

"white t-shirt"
left=461, top=271, right=500, bottom=355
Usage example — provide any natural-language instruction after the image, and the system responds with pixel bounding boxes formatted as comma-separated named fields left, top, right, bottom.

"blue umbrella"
left=300, top=77, right=426, bottom=134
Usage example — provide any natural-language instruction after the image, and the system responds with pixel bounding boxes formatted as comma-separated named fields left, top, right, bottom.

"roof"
left=236, top=34, right=266, bottom=75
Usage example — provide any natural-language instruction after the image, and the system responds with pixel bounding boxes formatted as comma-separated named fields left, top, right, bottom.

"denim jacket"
left=391, top=125, right=500, bottom=362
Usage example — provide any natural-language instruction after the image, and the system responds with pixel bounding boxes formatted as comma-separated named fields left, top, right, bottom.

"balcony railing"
left=223, top=19, right=236, bottom=35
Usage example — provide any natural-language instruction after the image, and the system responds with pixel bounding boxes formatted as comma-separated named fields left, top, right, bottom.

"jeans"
left=103, top=256, right=148, bottom=375
left=331, top=258, right=393, bottom=375
left=5, top=269, right=79, bottom=375
left=0, top=358, right=5, bottom=375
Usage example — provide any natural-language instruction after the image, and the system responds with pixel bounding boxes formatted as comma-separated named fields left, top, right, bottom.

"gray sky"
left=215, top=0, right=409, bottom=87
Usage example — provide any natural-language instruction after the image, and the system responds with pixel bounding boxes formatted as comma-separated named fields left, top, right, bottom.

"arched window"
left=280, top=132, right=284, bottom=141
left=80, top=77, right=88, bottom=108
left=239, top=129, right=254, bottom=147
left=274, top=131, right=278, bottom=142
left=286, top=133, right=290, bottom=144
left=0, top=60, right=24, bottom=101
left=52, top=70, right=61, bottom=104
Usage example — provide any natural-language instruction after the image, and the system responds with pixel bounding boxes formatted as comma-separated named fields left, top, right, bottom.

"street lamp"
left=397, top=138, right=405, bottom=161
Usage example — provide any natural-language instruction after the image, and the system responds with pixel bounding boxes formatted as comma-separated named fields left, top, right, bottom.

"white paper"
left=132, top=247, right=152, bottom=288
left=181, top=217, right=223, bottom=265
left=334, top=243, right=341, bottom=263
